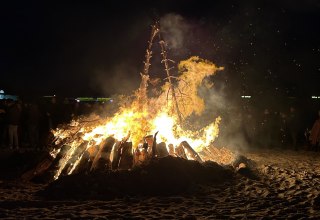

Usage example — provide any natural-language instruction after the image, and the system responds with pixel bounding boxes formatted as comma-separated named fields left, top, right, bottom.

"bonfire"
left=23, top=22, right=235, bottom=182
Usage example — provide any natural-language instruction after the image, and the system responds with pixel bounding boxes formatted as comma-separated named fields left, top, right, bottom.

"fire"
left=150, top=112, right=221, bottom=152
left=49, top=56, right=235, bottom=180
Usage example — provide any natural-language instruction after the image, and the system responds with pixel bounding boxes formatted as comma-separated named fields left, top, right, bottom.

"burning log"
left=21, top=142, right=68, bottom=181
left=156, top=142, right=169, bottom=158
left=133, top=132, right=169, bottom=167
left=111, top=141, right=121, bottom=170
left=72, top=142, right=99, bottom=175
left=60, top=141, right=89, bottom=176
left=141, top=132, right=160, bottom=159
left=133, top=144, right=148, bottom=166
left=117, top=142, right=133, bottom=170
left=168, top=144, right=175, bottom=156
left=180, top=141, right=203, bottom=163
left=175, top=143, right=188, bottom=160
left=90, top=137, right=116, bottom=172
left=72, top=152, right=90, bottom=174
left=152, top=131, right=158, bottom=158
left=85, top=145, right=99, bottom=170
left=111, top=133, right=131, bottom=170
left=143, top=134, right=153, bottom=155
left=72, top=150, right=92, bottom=174
left=21, top=144, right=72, bottom=181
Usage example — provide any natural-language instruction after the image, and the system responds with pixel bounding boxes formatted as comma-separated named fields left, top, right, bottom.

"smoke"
left=158, top=13, right=251, bottom=151
left=91, top=13, right=252, bottom=151
left=160, top=13, right=192, bottom=55
left=89, top=13, right=194, bottom=97
left=90, top=61, right=140, bottom=96
left=197, top=77, right=252, bottom=152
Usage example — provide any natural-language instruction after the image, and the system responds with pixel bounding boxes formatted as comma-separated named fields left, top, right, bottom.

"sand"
left=0, top=148, right=319, bottom=219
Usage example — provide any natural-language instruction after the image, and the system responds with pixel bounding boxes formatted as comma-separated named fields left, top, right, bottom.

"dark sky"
left=1, top=0, right=320, bottom=100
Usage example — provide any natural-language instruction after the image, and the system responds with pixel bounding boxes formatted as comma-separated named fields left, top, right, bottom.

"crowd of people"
left=218, top=104, right=320, bottom=152
left=0, top=96, right=320, bottom=152
left=0, top=97, right=109, bottom=151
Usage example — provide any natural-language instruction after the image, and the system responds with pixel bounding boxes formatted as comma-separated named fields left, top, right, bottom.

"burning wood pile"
left=22, top=23, right=235, bottom=183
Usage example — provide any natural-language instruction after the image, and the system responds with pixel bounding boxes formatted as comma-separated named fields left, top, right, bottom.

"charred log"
left=156, top=142, right=169, bottom=158
left=111, top=141, right=121, bottom=170
left=175, top=143, right=188, bottom=160
left=72, top=144, right=99, bottom=174
left=117, top=142, right=133, bottom=170
left=72, top=151, right=93, bottom=174
left=152, top=131, right=158, bottom=158
left=168, top=144, right=175, bottom=156
left=61, top=141, right=89, bottom=176
left=90, top=137, right=116, bottom=172
left=21, top=144, right=72, bottom=182
left=133, top=146, right=148, bottom=166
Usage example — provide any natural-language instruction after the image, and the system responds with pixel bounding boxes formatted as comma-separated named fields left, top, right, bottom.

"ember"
left=23, top=23, right=235, bottom=182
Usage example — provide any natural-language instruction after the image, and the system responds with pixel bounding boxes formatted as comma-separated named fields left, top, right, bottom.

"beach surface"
left=0, top=148, right=319, bottom=219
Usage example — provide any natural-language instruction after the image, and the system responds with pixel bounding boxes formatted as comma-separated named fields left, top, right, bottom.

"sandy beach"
left=0, top=148, right=319, bottom=219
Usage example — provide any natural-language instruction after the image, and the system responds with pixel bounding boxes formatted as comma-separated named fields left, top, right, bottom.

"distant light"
left=311, top=96, right=320, bottom=99
left=241, top=95, right=251, bottom=99
left=76, top=97, right=95, bottom=102
left=110, top=99, right=113, bottom=102
left=76, top=97, right=112, bottom=102
left=0, top=90, right=4, bottom=94
left=97, top=97, right=112, bottom=102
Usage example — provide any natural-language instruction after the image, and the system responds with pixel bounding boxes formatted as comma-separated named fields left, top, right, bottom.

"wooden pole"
left=159, top=39, right=183, bottom=125
left=138, top=23, right=160, bottom=109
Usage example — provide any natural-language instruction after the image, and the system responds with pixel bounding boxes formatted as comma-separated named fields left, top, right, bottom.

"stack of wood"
left=21, top=130, right=205, bottom=182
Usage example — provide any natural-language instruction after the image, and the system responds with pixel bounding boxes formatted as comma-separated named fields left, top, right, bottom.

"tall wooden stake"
left=138, top=23, right=160, bottom=109
left=159, top=38, right=183, bottom=125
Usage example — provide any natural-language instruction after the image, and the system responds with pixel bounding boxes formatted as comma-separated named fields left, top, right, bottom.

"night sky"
left=1, top=0, right=320, bottom=103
